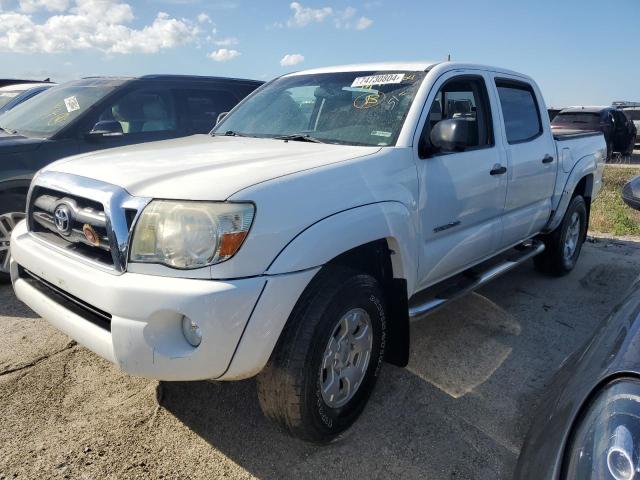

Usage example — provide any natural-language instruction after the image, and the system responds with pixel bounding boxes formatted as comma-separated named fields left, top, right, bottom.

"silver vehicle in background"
left=614, top=101, right=640, bottom=147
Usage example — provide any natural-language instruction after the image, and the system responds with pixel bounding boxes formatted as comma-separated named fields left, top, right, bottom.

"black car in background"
left=516, top=176, right=640, bottom=480
left=0, top=74, right=263, bottom=281
left=551, top=106, right=637, bottom=159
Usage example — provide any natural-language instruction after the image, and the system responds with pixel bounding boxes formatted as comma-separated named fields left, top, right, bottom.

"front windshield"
left=214, top=71, right=427, bottom=146
left=0, top=79, right=125, bottom=138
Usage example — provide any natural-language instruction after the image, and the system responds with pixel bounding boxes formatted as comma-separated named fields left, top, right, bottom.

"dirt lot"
left=1, top=236, right=639, bottom=480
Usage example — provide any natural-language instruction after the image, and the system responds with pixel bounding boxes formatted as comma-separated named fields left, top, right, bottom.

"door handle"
left=490, top=164, right=507, bottom=175
left=542, top=154, right=554, bottom=164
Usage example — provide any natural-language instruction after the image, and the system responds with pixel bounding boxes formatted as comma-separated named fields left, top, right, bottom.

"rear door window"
left=181, top=89, right=240, bottom=133
left=495, top=80, right=542, bottom=143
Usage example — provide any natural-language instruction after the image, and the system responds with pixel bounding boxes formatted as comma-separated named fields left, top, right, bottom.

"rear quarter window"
left=495, top=80, right=542, bottom=143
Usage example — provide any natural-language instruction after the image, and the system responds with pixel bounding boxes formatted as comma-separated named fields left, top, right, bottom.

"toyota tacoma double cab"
left=10, top=62, right=606, bottom=443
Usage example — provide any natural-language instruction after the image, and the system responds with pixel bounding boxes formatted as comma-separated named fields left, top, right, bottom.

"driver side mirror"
left=86, top=120, right=123, bottom=139
left=622, top=175, right=640, bottom=211
left=216, top=112, right=229, bottom=125
left=420, top=118, right=471, bottom=157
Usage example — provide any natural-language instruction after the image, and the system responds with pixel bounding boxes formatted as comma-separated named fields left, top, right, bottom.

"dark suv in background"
left=551, top=106, right=636, bottom=159
left=0, top=74, right=262, bottom=281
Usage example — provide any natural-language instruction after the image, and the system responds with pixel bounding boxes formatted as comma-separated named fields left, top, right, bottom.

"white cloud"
left=214, top=36, right=238, bottom=46
left=197, top=12, right=211, bottom=23
left=0, top=0, right=201, bottom=54
left=208, top=48, right=240, bottom=61
left=19, top=0, right=69, bottom=13
left=280, top=53, right=304, bottom=66
left=355, top=16, right=373, bottom=30
left=287, top=1, right=332, bottom=27
left=284, top=3, right=372, bottom=31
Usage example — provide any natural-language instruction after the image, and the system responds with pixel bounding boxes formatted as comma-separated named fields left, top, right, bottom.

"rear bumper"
left=10, top=220, right=318, bottom=380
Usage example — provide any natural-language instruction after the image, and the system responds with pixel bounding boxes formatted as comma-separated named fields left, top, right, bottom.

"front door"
left=77, top=86, right=183, bottom=155
left=414, top=72, right=507, bottom=289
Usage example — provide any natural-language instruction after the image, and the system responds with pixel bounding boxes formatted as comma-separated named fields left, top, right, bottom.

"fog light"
left=181, top=316, right=202, bottom=347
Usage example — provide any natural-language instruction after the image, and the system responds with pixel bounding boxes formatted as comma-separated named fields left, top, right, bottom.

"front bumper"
left=10, top=220, right=317, bottom=381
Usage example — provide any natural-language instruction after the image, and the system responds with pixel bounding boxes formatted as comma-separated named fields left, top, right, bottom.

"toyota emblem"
left=53, top=204, right=72, bottom=236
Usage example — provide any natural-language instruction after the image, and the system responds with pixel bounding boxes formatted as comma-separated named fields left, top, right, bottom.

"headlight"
left=130, top=200, right=254, bottom=269
left=564, top=378, right=640, bottom=480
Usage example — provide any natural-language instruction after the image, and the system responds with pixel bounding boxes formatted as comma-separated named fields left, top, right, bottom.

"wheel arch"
left=266, top=201, right=419, bottom=294
left=546, top=153, right=599, bottom=233
left=265, top=202, right=418, bottom=368
left=0, top=178, right=31, bottom=197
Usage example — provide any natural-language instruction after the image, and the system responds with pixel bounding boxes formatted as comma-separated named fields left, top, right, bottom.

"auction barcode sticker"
left=351, top=73, right=405, bottom=88
left=64, top=96, right=80, bottom=113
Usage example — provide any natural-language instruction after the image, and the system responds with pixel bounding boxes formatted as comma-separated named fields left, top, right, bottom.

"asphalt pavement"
left=2, top=236, right=640, bottom=479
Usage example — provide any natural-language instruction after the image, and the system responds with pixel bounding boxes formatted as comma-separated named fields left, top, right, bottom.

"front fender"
left=266, top=201, right=419, bottom=295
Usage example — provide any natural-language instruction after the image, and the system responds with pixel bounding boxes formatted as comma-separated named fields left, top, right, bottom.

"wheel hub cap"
left=0, top=211, right=25, bottom=275
left=563, top=212, right=581, bottom=261
left=320, top=307, right=373, bottom=409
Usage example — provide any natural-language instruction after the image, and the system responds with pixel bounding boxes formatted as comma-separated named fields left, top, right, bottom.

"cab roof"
left=285, top=61, right=531, bottom=80
left=286, top=61, right=440, bottom=76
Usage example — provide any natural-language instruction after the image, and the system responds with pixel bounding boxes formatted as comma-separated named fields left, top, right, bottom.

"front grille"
left=29, top=186, right=114, bottom=267
left=27, top=171, right=151, bottom=273
left=19, top=266, right=112, bottom=331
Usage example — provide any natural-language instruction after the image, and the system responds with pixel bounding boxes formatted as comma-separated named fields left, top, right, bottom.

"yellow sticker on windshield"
left=64, top=96, right=80, bottom=113
left=351, top=73, right=405, bottom=88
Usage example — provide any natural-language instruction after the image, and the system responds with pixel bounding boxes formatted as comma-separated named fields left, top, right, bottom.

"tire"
left=534, top=195, right=587, bottom=276
left=256, top=265, right=387, bottom=443
left=0, top=192, right=27, bottom=284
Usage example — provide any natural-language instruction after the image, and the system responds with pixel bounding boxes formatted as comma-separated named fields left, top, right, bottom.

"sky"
left=0, top=0, right=638, bottom=107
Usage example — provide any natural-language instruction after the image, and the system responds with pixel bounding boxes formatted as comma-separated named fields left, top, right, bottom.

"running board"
left=408, top=240, right=545, bottom=321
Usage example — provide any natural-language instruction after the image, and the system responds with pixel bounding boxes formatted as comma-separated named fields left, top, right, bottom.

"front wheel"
left=534, top=195, right=587, bottom=276
left=256, top=265, right=387, bottom=443
left=0, top=193, right=27, bottom=284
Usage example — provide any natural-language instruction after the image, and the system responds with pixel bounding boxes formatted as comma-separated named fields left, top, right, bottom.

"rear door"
left=491, top=76, right=556, bottom=247
left=413, top=70, right=507, bottom=289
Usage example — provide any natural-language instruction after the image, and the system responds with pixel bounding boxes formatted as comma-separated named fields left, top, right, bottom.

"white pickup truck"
left=10, top=62, right=606, bottom=442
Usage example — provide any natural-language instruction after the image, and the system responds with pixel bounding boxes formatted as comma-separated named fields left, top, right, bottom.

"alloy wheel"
left=320, top=307, right=373, bottom=409
left=0, top=212, right=25, bottom=275
left=563, top=211, right=581, bottom=261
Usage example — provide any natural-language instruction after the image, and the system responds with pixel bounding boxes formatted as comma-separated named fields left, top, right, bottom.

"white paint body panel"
left=13, top=62, right=606, bottom=380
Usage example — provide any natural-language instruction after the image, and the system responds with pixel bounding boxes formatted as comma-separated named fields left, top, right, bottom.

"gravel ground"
left=1, top=237, right=640, bottom=480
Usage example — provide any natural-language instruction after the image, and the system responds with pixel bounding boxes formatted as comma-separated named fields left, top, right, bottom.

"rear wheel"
left=256, top=265, right=387, bottom=443
left=0, top=193, right=27, bottom=284
left=534, top=195, right=587, bottom=276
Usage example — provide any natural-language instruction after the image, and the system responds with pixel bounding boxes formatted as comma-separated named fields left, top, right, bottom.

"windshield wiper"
left=0, top=126, right=18, bottom=135
left=216, top=130, right=251, bottom=137
left=273, top=133, right=326, bottom=144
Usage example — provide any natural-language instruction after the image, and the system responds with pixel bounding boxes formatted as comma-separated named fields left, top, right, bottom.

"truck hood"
left=45, top=134, right=381, bottom=200
left=0, top=131, right=43, bottom=154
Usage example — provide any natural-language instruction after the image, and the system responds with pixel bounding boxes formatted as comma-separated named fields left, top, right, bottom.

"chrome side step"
left=408, top=240, right=545, bottom=321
